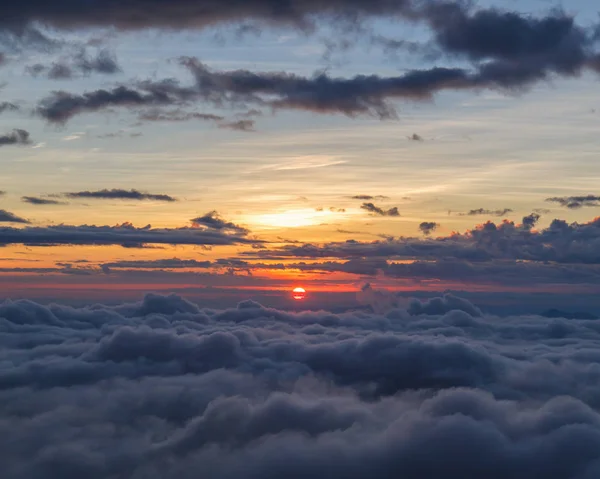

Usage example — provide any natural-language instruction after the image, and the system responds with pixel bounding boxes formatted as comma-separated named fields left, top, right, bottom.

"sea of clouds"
left=3, top=292, right=600, bottom=478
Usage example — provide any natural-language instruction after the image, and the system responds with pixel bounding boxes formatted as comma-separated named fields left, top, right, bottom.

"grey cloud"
left=0, top=102, right=18, bottom=113
left=0, top=209, right=29, bottom=223
left=350, top=195, right=390, bottom=200
left=191, top=211, right=249, bottom=236
left=27, top=48, right=121, bottom=79
left=218, top=119, right=256, bottom=132
left=245, top=216, right=600, bottom=265
left=64, top=188, right=177, bottom=202
left=21, top=196, right=66, bottom=205
left=5, top=293, right=600, bottom=477
left=0, top=128, right=30, bottom=146
left=419, top=221, right=438, bottom=235
left=547, top=195, right=600, bottom=209
left=360, top=202, right=400, bottom=217
left=0, top=222, right=255, bottom=247
left=461, top=208, right=513, bottom=217
left=138, top=109, right=224, bottom=122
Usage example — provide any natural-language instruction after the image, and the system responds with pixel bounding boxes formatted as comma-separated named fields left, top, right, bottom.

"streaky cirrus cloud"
left=0, top=129, right=31, bottom=146
left=4, top=292, right=600, bottom=477
left=0, top=209, right=30, bottom=223
left=546, top=195, right=600, bottom=209
left=0, top=221, right=257, bottom=246
left=360, top=202, right=400, bottom=217
left=64, top=188, right=177, bottom=202
left=350, top=195, right=390, bottom=200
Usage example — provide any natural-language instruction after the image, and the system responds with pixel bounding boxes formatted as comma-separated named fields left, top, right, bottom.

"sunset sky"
left=1, top=0, right=599, bottom=311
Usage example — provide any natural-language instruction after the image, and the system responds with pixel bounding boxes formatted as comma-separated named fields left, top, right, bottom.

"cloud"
left=191, top=211, right=249, bottom=236
left=0, top=209, right=29, bottom=223
left=460, top=208, right=513, bottom=217
left=21, top=196, right=66, bottom=205
left=419, top=221, right=438, bottom=236
left=0, top=129, right=31, bottom=146
left=0, top=191, right=5, bottom=196
left=408, top=133, right=423, bottom=141
left=218, top=119, right=256, bottom=132
left=0, top=102, right=18, bottom=113
left=26, top=48, right=121, bottom=79
left=5, top=292, right=600, bottom=477
left=36, top=24, right=600, bottom=125
left=0, top=222, right=255, bottom=247
left=245, top=215, right=600, bottom=265
left=360, top=202, right=400, bottom=217
left=138, top=109, right=224, bottom=122
left=546, top=195, right=600, bottom=209
left=64, top=188, right=177, bottom=202
left=350, top=195, right=389, bottom=200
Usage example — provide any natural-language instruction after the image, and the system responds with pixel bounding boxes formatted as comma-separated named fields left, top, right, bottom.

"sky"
left=0, top=0, right=599, bottom=312
left=4, top=2, right=600, bottom=477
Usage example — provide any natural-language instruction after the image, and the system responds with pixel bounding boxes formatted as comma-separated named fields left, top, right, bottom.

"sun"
left=292, top=287, right=306, bottom=300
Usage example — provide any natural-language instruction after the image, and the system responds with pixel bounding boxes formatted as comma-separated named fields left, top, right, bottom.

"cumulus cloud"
left=4, top=292, right=600, bottom=478
left=547, top=195, right=600, bottom=209
left=191, top=211, right=249, bottom=236
left=0, top=129, right=31, bottom=146
left=0, top=222, right=255, bottom=247
left=360, top=202, right=400, bottom=217
left=64, top=188, right=177, bottom=202
left=0, top=209, right=29, bottom=223
left=419, top=221, right=438, bottom=235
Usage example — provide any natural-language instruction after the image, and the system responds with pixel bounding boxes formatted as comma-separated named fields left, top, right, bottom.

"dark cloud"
left=547, top=195, right=600, bottom=209
left=138, top=109, right=224, bottom=122
left=419, top=221, right=438, bottom=236
left=408, top=133, right=423, bottom=141
left=0, top=128, right=30, bottom=146
left=350, top=195, right=389, bottom=200
left=360, top=202, right=400, bottom=217
left=64, top=188, right=177, bottom=202
left=218, top=119, right=256, bottom=132
left=0, top=102, right=18, bottom=113
left=37, top=23, right=600, bottom=125
left=21, top=196, right=66, bottom=205
left=26, top=48, right=121, bottom=79
left=0, top=0, right=418, bottom=33
left=5, top=292, right=600, bottom=478
left=0, top=222, right=255, bottom=247
left=191, top=211, right=249, bottom=236
left=245, top=215, right=600, bottom=265
left=0, top=191, right=5, bottom=196
left=0, top=209, right=29, bottom=223
left=460, top=208, right=513, bottom=217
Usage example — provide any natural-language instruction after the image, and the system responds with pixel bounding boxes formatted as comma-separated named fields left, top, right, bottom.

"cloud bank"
left=4, top=292, right=600, bottom=478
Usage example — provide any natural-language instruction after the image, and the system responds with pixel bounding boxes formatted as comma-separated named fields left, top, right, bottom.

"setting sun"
left=292, top=287, right=306, bottom=300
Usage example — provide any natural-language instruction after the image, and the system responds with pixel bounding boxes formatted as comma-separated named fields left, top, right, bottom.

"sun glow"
left=250, top=208, right=341, bottom=229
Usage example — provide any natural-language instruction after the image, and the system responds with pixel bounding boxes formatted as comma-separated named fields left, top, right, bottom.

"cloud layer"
left=4, top=292, right=600, bottom=478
